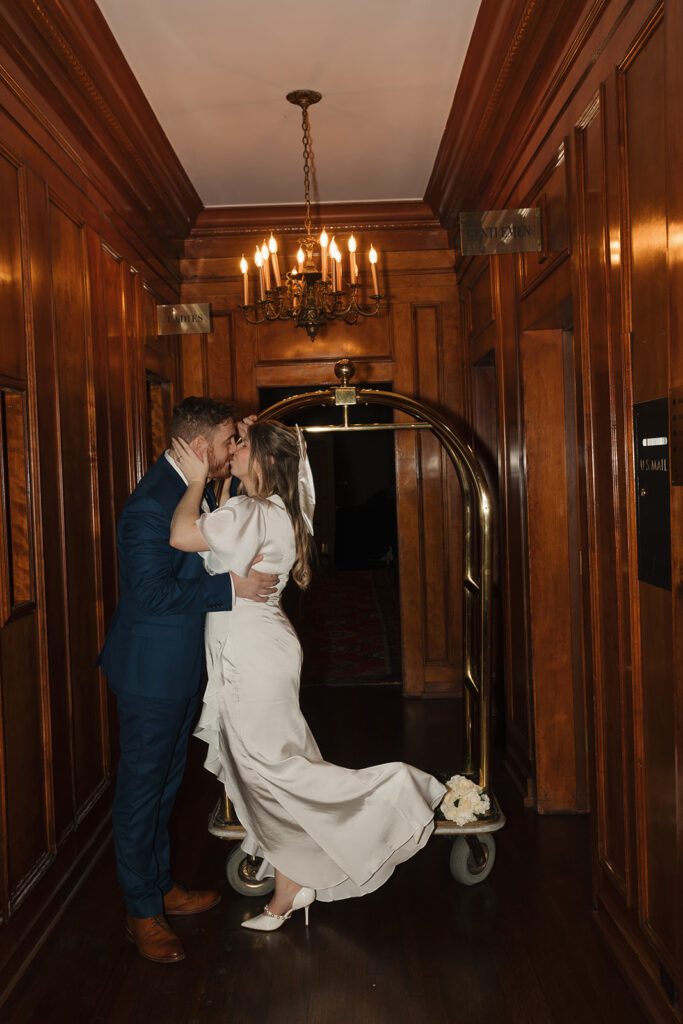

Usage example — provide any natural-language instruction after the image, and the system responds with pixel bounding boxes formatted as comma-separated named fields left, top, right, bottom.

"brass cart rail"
left=258, top=358, right=495, bottom=793
left=213, top=357, right=504, bottom=890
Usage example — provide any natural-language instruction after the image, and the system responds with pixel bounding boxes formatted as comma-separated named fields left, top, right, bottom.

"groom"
left=99, top=396, right=276, bottom=964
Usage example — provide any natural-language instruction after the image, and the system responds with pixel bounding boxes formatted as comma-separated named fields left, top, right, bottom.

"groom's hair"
left=170, top=396, right=237, bottom=442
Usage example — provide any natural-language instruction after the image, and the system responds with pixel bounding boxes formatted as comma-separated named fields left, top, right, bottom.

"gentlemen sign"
left=157, top=303, right=211, bottom=335
left=459, top=208, right=542, bottom=256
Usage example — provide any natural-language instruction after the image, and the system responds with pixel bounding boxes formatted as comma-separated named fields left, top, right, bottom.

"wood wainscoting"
left=1, top=0, right=681, bottom=1019
left=431, top=0, right=683, bottom=1019
left=0, top=0, right=189, bottom=1003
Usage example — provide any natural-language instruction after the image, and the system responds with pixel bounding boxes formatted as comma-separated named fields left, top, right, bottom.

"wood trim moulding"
left=594, top=898, right=679, bottom=1024
left=192, top=200, right=441, bottom=237
left=0, top=0, right=201, bottom=259
left=0, top=805, right=112, bottom=1008
left=254, top=359, right=395, bottom=389
left=426, top=0, right=539, bottom=223
left=425, top=0, right=605, bottom=226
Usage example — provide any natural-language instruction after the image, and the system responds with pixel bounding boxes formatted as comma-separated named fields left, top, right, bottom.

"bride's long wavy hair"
left=246, top=420, right=314, bottom=590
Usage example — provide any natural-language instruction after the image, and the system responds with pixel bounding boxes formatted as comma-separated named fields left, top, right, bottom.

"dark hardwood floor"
left=4, top=687, right=647, bottom=1024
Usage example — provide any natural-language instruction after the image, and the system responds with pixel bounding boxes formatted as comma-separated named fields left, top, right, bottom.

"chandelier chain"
left=301, top=105, right=313, bottom=238
left=238, top=90, right=383, bottom=341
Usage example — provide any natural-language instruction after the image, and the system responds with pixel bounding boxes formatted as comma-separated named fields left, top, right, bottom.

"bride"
left=170, top=420, right=445, bottom=931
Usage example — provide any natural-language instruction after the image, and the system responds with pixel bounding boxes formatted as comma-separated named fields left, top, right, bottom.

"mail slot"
left=634, top=397, right=671, bottom=590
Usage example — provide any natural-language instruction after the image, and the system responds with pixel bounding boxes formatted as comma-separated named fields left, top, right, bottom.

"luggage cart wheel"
left=449, top=833, right=496, bottom=885
left=225, top=845, right=275, bottom=897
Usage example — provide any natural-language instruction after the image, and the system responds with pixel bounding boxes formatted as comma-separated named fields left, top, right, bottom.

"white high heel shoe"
left=241, top=886, right=316, bottom=931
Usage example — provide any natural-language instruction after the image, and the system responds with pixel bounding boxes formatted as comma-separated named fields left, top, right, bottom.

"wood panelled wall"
left=1, top=0, right=680, bottom=1019
left=428, top=0, right=682, bottom=1019
left=180, top=204, right=466, bottom=699
left=0, top=0, right=190, bottom=1002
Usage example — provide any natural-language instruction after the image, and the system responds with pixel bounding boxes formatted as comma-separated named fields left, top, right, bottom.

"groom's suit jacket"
left=99, top=454, right=233, bottom=700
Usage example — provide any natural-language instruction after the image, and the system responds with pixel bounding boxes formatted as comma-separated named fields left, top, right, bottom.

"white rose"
left=439, top=775, right=490, bottom=824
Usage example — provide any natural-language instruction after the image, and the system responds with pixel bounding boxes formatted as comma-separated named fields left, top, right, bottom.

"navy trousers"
left=112, top=690, right=200, bottom=918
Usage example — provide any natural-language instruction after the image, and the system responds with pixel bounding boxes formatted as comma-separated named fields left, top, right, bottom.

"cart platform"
left=209, top=793, right=506, bottom=892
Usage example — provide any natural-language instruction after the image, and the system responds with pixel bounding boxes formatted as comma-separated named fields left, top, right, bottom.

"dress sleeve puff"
left=197, top=496, right=267, bottom=577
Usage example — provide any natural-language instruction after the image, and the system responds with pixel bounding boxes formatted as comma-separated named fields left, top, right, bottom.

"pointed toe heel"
left=294, top=887, right=315, bottom=926
left=241, top=886, right=315, bottom=932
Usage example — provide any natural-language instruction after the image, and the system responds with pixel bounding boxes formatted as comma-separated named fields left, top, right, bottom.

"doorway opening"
left=259, top=385, right=402, bottom=687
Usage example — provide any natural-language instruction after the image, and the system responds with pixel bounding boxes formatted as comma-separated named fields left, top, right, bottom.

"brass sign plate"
left=157, top=302, right=211, bottom=335
left=334, top=387, right=357, bottom=406
left=459, top=208, right=542, bottom=256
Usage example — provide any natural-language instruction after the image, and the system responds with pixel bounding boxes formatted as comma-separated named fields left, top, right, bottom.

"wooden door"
left=520, top=328, right=588, bottom=812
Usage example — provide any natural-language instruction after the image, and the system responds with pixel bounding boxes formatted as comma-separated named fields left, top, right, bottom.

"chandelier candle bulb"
left=348, top=235, right=358, bottom=284
left=297, top=247, right=305, bottom=269
left=254, top=247, right=265, bottom=300
left=260, top=242, right=271, bottom=291
left=320, top=229, right=329, bottom=280
left=240, top=254, right=249, bottom=305
left=369, top=245, right=379, bottom=295
left=268, top=235, right=281, bottom=287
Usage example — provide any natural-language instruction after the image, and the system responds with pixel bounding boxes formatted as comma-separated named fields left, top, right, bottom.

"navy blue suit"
left=99, top=455, right=232, bottom=917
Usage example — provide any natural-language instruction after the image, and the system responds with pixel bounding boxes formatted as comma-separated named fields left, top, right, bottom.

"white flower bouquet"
left=439, top=774, right=491, bottom=826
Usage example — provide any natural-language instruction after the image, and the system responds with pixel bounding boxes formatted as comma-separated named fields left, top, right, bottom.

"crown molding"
left=425, top=0, right=608, bottom=227
left=186, top=200, right=447, bottom=257
left=192, top=200, right=441, bottom=236
left=0, top=0, right=201, bottom=269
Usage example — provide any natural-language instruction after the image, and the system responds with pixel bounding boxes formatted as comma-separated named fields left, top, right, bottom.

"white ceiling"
left=97, top=0, right=481, bottom=208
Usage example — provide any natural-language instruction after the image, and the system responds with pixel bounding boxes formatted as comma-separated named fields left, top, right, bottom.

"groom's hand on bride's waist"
left=230, top=555, right=278, bottom=602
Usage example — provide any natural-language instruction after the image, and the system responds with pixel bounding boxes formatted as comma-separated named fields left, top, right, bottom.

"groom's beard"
left=206, top=444, right=231, bottom=480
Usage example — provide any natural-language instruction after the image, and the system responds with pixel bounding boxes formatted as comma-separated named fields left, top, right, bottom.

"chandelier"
left=238, top=90, right=384, bottom=342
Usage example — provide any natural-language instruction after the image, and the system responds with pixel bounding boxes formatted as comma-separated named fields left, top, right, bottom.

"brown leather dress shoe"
left=126, top=914, right=186, bottom=963
left=163, top=882, right=221, bottom=916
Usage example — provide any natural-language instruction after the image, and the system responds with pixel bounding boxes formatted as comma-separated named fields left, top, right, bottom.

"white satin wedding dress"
left=194, top=493, right=446, bottom=901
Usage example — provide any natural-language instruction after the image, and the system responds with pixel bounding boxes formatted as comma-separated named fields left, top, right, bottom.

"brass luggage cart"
left=208, top=359, right=505, bottom=890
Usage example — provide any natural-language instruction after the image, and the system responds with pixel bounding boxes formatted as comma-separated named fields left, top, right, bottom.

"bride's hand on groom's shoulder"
left=171, top=437, right=209, bottom=484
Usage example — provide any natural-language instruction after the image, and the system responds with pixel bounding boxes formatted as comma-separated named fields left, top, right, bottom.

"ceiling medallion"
left=238, top=91, right=385, bottom=342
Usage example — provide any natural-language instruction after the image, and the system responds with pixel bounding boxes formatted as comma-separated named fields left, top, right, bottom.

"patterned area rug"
left=283, top=566, right=402, bottom=686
